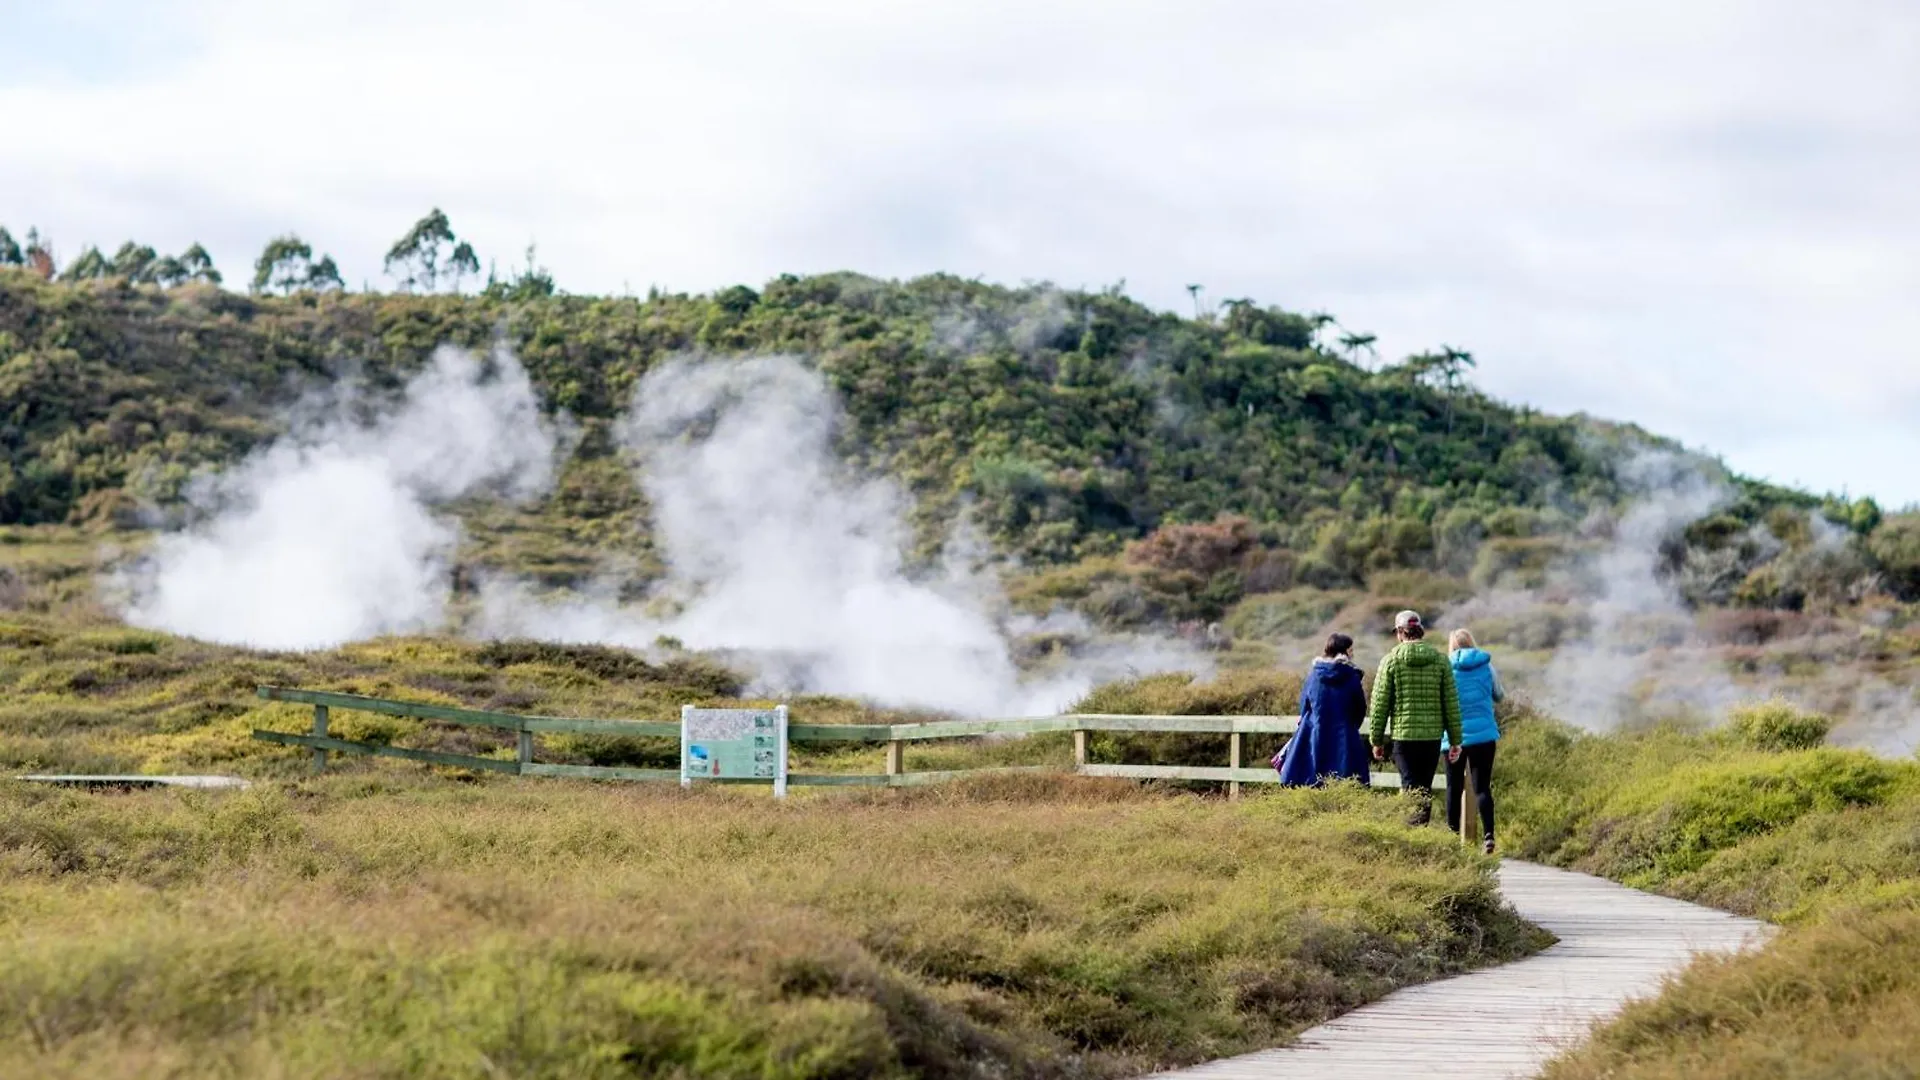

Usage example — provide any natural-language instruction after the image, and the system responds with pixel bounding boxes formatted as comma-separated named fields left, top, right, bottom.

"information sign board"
left=680, top=705, right=788, bottom=796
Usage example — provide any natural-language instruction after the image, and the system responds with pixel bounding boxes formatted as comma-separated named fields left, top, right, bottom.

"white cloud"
left=5, top=0, right=1917, bottom=504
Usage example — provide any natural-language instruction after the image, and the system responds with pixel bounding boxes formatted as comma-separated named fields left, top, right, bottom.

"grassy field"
left=13, top=518, right=1920, bottom=1077
left=1491, top=705, right=1920, bottom=1079
left=0, top=774, right=1540, bottom=1079
left=0, top=526, right=1552, bottom=1078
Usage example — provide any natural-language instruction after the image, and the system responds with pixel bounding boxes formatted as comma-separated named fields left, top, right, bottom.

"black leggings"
left=1445, top=740, right=1497, bottom=842
left=1391, top=740, right=1442, bottom=825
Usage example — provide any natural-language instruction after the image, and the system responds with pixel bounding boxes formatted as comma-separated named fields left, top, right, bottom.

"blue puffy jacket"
left=1446, top=647, right=1504, bottom=748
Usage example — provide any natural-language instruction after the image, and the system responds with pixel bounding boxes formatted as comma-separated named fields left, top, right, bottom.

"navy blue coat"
left=1276, top=658, right=1371, bottom=786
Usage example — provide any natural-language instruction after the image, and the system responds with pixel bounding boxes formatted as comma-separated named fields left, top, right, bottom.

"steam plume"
left=1538, top=450, right=1733, bottom=728
left=121, top=347, right=563, bottom=648
left=481, top=355, right=1202, bottom=715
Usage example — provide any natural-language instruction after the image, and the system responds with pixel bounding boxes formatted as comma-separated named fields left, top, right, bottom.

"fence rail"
left=250, top=686, right=1431, bottom=792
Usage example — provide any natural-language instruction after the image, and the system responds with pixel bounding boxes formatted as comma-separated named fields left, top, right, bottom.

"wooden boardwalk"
left=1156, top=860, right=1773, bottom=1080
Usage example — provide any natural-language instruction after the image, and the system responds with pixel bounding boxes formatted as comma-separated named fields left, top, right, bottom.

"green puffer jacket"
left=1366, top=640, right=1464, bottom=747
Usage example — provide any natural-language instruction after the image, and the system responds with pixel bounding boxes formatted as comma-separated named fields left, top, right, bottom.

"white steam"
left=480, top=355, right=1199, bottom=715
left=120, top=347, right=564, bottom=648
left=118, top=340, right=1196, bottom=714
left=1538, top=450, right=1733, bottom=728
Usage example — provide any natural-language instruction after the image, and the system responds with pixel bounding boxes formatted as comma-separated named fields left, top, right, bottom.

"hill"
left=7, top=267, right=1915, bottom=635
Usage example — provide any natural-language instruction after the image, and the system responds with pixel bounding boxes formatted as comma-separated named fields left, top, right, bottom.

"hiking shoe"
left=1482, top=838, right=1496, bottom=855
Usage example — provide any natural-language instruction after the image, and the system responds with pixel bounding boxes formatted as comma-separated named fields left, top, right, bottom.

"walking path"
left=1155, top=860, right=1772, bottom=1080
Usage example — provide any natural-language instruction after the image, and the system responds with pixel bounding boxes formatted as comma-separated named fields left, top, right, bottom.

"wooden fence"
left=251, top=686, right=1429, bottom=793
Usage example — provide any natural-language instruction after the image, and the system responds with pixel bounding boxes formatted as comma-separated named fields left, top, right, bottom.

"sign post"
left=680, top=705, right=789, bottom=797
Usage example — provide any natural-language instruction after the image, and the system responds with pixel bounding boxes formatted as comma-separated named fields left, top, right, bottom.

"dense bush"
left=1069, top=670, right=1302, bottom=769
left=1223, top=588, right=1359, bottom=642
left=0, top=270, right=1626, bottom=572
left=1726, top=699, right=1832, bottom=751
left=1500, top=700, right=1920, bottom=1080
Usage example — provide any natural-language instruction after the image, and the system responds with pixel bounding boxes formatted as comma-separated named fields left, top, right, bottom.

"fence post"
left=310, top=704, right=329, bottom=775
left=516, top=728, right=534, bottom=771
left=1459, top=758, right=1478, bottom=847
left=1072, top=728, right=1089, bottom=771
left=886, top=738, right=905, bottom=780
left=1228, top=731, right=1243, bottom=800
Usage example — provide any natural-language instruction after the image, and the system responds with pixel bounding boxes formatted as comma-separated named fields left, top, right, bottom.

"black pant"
left=1446, top=740, right=1497, bottom=843
left=1391, top=740, right=1442, bottom=825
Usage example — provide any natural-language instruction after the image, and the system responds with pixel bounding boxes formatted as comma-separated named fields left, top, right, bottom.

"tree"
left=1306, top=311, right=1337, bottom=348
left=1221, top=298, right=1316, bottom=349
left=1430, top=345, right=1478, bottom=433
left=484, top=243, right=556, bottom=301
left=23, top=229, right=55, bottom=279
left=0, top=228, right=22, bottom=266
left=1437, top=345, right=1476, bottom=393
left=384, top=208, right=480, bottom=292
left=150, top=243, right=220, bottom=288
left=110, top=242, right=159, bottom=282
left=177, top=243, right=222, bottom=285
left=252, top=234, right=343, bottom=294
left=61, top=247, right=109, bottom=281
left=306, top=255, right=344, bottom=292
left=1337, top=331, right=1378, bottom=366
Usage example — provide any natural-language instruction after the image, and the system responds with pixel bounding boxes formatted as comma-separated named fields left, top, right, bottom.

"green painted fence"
left=250, top=686, right=1431, bottom=792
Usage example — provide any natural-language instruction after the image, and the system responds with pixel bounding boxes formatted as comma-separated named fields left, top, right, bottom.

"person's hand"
left=1447, top=746, right=1462, bottom=764
left=1371, top=745, right=1386, bottom=762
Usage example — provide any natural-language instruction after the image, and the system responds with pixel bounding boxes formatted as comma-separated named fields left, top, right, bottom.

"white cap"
left=1394, top=610, right=1422, bottom=630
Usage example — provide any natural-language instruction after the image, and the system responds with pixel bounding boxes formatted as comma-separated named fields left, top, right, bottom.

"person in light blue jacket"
left=1444, top=628, right=1504, bottom=852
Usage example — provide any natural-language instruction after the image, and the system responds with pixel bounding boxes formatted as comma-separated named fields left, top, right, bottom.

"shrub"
left=1726, top=699, right=1831, bottom=751
left=474, top=640, right=743, bottom=696
left=1070, top=670, right=1301, bottom=768
left=1470, top=536, right=1570, bottom=590
left=1868, top=513, right=1920, bottom=601
left=1224, top=588, right=1357, bottom=642
left=1589, top=751, right=1896, bottom=882
left=1469, top=605, right=1593, bottom=651
left=1363, top=569, right=1472, bottom=609
left=1125, top=516, right=1255, bottom=578
left=1542, top=907, right=1920, bottom=1080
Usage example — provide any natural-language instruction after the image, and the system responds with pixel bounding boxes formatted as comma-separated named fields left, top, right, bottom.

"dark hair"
left=1400, top=623, right=1426, bottom=640
left=1322, top=632, right=1354, bottom=658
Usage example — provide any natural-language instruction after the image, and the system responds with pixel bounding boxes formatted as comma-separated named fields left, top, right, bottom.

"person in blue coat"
left=1444, top=628, right=1505, bottom=852
left=1275, top=633, right=1371, bottom=786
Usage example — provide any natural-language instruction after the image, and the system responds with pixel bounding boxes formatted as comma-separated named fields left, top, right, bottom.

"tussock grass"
left=0, top=531, right=1545, bottom=1076
left=1540, top=908, right=1920, bottom=1080
left=1068, top=670, right=1301, bottom=770
left=0, top=775, right=1538, bottom=1078
left=1497, top=705, right=1920, bottom=1077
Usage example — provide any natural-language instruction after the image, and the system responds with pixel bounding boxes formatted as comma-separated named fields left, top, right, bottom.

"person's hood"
left=1395, top=640, right=1444, bottom=666
left=1312, top=656, right=1363, bottom=685
left=1451, top=647, right=1493, bottom=671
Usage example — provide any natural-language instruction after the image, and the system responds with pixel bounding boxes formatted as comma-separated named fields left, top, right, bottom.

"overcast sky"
left=5, top=0, right=1917, bottom=506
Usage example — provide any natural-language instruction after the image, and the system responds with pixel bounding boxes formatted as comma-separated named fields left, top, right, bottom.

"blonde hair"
left=1449, top=628, right=1476, bottom=651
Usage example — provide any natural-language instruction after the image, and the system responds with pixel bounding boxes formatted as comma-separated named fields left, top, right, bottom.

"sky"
left=4, top=0, right=1917, bottom=507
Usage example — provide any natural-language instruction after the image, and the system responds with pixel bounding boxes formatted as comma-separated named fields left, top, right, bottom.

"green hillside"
left=2, top=265, right=1913, bottom=627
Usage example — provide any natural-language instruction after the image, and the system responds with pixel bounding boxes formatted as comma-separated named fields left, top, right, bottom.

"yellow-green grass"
left=0, top=602, right=971, bottom=779
left=1495, top=706, right=1920, bottom=1077
left=1497, top=705, right=1920, bottom=918
left=1540, top=907, right=1920, bottom=1080
left=0, top=774, right=1539, bottom=1079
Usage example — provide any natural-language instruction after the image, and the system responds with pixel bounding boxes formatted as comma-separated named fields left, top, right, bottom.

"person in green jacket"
left=1367, top=610, right=1464, bottom=825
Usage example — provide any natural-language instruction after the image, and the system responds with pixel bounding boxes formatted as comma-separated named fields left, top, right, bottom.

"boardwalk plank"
left=1152, top=860, right=1771, bottom=1080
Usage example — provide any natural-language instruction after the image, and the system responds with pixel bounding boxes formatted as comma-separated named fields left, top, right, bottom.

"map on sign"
left=681, top=705, right=788, bottom=796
